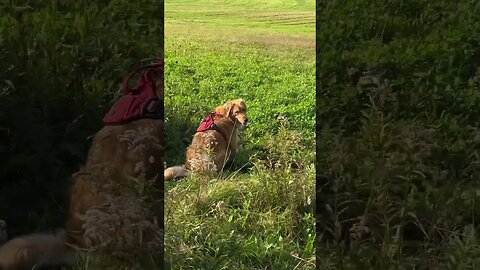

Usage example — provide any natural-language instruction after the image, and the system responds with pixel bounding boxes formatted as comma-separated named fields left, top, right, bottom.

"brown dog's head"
left=215, top=99, right=248, bottom=128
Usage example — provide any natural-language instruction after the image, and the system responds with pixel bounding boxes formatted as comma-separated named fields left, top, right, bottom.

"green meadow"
left=164, top=0, right=316, bottom=269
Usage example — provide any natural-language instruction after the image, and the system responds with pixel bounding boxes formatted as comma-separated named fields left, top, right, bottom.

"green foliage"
left=317, top=1, right=480, bottom=269
left=0, top=0, right=163, bottom=247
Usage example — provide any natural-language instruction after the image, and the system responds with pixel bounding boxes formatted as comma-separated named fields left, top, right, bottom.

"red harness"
left=196, top=112, right=228, bottom=141
left=103, top=59, right=163, bottom=125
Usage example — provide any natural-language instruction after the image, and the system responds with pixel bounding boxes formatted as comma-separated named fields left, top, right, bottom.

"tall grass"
left=165, top=121, right=315, bottom=269
left=317, top=1, right=480, bottom=268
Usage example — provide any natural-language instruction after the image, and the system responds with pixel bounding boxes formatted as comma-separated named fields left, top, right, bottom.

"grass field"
left=165, top=0, right=314, bottom=49
left=164, top=0, right=315, bottom=269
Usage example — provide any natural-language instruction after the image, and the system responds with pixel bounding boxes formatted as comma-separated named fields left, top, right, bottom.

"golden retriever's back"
left=85, top=119, right=164, bottom=178
left=65, top=118, right=164, bottom=249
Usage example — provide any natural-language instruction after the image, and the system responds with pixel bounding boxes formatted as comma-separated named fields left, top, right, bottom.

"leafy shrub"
left=317, top=1, right=480, bottom=268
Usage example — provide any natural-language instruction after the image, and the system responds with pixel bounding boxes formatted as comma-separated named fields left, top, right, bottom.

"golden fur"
left=0, top=232, right=75, bottom=270
left=0, top=71, right=164, bottom=270
left=164, top=99, right=247, bottom=181
left=65, top=118, right=164, bottom=248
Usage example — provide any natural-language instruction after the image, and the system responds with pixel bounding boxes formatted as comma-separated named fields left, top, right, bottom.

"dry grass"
left=166, top=24, right=314, bottom=49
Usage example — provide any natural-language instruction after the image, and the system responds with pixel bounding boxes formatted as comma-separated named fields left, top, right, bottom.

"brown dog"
left=164, top=99, right=248, bottom=181
left=0, top=62, right=164, bottom=270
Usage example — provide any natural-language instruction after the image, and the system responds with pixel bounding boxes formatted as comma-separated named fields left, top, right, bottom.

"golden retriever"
left=164, top=99, right=248, bottom=181
left=0, top=62, right=164, bottom=270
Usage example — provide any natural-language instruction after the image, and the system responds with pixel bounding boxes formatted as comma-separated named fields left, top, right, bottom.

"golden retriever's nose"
left=244, top=117, right=248, bottom=125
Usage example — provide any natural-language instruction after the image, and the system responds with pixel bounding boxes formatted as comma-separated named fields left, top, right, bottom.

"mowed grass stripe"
left=167, top=0, right=315, bottom=11
left=166, top=13, right=314, bottom=32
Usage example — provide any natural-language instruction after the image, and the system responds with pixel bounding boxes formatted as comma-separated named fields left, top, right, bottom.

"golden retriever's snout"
left=237, top=114, right=248, bottom=128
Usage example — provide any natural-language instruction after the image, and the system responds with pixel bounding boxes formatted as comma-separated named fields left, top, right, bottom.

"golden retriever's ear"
left=230, top=99, right=246, bottom=111
left=238, top=99, right=246, bottom=110
left=226, top=102, right=233, bottom=116
left=215, top=101, right=233, bottom=117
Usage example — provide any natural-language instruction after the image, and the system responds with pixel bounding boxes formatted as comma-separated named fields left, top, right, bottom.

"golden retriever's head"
left=215, top=99, right=248, bottom=128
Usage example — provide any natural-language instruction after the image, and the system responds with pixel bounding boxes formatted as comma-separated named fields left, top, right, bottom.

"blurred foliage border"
left=0, top=0, right=164, bottom=237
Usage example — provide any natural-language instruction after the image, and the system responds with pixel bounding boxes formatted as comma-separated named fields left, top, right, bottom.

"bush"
left=317, top=1, right=480, bottom=268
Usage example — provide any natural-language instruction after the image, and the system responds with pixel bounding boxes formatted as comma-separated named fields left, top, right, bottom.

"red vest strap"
left=103, top=59, right=164, bottom=125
